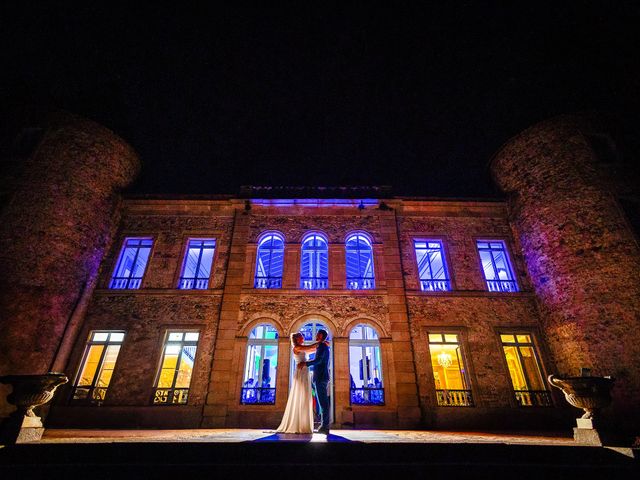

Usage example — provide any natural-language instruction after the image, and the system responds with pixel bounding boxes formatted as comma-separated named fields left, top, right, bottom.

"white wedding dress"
left=276, top=349, right=314, bottom=433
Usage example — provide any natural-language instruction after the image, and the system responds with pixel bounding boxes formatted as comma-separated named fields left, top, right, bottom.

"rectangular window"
left=500, top=333, right=552, bottom=407
left=178, top=239, right=216, bottom=289
left=109, top=238, right=153, bottom=289
left=153, top=331, right=200, bottom=405
left=476, top=240, right=519, bottom=292
left=71, top=331, right=125, bottom=405
left=414, top=240, right=451, bottom=291
left=428, top=333, right=473, bottom=406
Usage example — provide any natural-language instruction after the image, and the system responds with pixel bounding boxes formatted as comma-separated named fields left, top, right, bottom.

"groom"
left=300, top=329, right=330, bottom=435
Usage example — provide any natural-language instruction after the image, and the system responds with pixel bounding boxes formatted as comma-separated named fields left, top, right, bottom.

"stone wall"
left=0, top=113, right=139, bottom=418
left=491, top=114, right=640, bottom=428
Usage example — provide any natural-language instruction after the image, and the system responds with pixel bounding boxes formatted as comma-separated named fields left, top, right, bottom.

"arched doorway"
left=289, top=319, right=334, bottom=426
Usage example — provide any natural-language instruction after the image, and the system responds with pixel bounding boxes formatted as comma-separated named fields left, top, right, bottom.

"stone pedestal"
left=574, top=418, right=604, bottom=446
left=0, top=413, right=45, bottom=444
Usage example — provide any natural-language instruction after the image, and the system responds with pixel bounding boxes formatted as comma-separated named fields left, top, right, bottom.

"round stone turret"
left=491, top=114, right=640, bottom=427
left=0, top=113, right=139, bottom=416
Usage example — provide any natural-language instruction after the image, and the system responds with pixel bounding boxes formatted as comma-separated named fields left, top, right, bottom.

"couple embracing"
left=276, top=329, right=330, bottom=435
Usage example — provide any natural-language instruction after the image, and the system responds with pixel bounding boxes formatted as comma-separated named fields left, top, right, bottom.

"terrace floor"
left=1, top=428, right=637, bottom=479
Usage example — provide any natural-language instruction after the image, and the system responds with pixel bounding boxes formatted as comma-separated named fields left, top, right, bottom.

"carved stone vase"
left=548, top=374, right=615, bottom=446
left=0, top=372, right=68, bottom=443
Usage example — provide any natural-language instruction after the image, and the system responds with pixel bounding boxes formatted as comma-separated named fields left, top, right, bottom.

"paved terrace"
left=1, top=429, right=637, bottom=479
left=40, top=428, right=576, bottom=445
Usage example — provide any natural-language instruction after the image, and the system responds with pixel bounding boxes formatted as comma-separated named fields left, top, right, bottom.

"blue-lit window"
left=241, top=325, right=279, bottom=405
left=346, top=234, right=375, bottom=290
left=178, top=239, right=216, bottom=289
left=414, top=240, right=451, bottom=291
left=254, top=233, right=285, bottom=289
left=109, top=238, right=153, bottom=289
left=349, top=325, right=384, bottom=405
left=300, top=233, right=328, bottom=290
left=477, top=240, right=519, bottom=292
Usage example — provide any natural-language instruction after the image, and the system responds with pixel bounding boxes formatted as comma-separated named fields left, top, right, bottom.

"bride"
left=276, top=332, right=326, bottom=433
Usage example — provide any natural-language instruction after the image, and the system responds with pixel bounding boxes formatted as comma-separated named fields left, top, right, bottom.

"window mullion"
left=127, top=246, right=141, bottom=287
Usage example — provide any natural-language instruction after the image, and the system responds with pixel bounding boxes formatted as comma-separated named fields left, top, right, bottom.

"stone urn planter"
left=548, top=374, right=615, bottom=446
left=0, top=372, right=68, bottom=443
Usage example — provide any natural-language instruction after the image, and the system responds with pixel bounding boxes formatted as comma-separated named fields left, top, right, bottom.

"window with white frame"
left=349, top=324, right=384, bottom=405
left=241, top=324, right=279, bottom=405
left=300, top=233, right=329, bottom=290
left=153, top=331, right=200, bottom=405
left=71, top=331, right=125, bottom=405
left=476, top=240, right=519, bottom=292
left=428, top=332, right=473, bottom=407
left=254, top=233, right=285, bottom=289
left=178, top=239, right=216, bottom=289
left=109, top=238, right=153, bottom=289
left=346, top=233, right=375, bottom=290
left=414, top=240, right=451, bottom=291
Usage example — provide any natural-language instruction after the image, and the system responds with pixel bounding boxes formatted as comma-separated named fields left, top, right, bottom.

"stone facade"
left=2, top=113, right=638, bottom=433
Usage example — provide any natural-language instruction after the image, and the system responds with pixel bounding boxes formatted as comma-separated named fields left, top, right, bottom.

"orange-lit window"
left=71, top=331, right=125, bottom=405
left=153, top=331, right=200, bottom=405
left=500, top=333, right=552, bottom=407
left=428, top=333, right=473, bottom=406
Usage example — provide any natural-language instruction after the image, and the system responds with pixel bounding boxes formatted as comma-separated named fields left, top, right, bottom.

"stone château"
left=1, top=112, right=638, bottom=433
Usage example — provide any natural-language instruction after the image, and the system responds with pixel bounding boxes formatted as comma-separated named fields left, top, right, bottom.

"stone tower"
left=0, top=112, right=139, bottom=417
left=491, top=114, right=640, bottom=429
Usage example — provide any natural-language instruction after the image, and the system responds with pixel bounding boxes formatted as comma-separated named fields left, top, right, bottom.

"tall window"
left=110, top=238, right=153, bottom=289
left=428, top=333, right=473, bottom=407
left=241, top=324, right=279, bottom=405
left=300, top=233, right=328, bottom=290
left=153, top=331, right=199, bottom=405
left=178, top=239, right=216, bottom=289
left=254, top=233, right=285, bottom=289
left=71, top=331, right=125, bottom=405
left=349, top=325, right=384, bottom=405
left=346, top=234, right=375, bottom=290
left=500, top=333, right=551, bottom=407
left=476, top=240, right=519, bottom=292
left=414, top=240, right=451, bottom=291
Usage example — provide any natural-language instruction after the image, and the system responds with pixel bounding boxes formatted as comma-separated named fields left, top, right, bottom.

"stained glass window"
left=414, top=240, right=450, bottom=291
left=153, top=331, right=199, bottom=405
left=300, top=233, right=328, bottom=290
left=349, top=325, right=384, bottom=405
left=477, top=240, right=519, bottom=292
left=346, top=234, right=375, bottom=290
left=71, top=331, right=125, bottom=405
left=178, top=239, right=216, bottom=289
left=241, top=324, right=279, bottom=405
left=254, top=233, right=285, bottom=289
left=110, top=238, right=153, bottom=289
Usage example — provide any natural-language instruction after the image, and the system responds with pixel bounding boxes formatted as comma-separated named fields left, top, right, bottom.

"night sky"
left=2, top=3, right=639, bottom=197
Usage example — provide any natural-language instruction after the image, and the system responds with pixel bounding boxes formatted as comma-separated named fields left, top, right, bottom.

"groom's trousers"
left=314, top=379, right=330, bottom=429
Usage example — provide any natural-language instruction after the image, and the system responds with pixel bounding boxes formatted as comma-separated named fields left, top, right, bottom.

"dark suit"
left=306, top=342, right=330, bottom=429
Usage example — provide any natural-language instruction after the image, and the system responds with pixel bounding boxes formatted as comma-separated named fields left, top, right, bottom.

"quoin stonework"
left=1, top=113, right=638, bottom=433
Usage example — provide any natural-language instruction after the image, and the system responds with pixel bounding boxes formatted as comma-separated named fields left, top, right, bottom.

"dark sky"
left=2, top=2, right=639, bottom=197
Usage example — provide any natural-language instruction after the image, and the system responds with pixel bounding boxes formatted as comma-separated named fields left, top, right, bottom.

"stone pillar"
left=0, top=113, right=139, bottom=418
left=203, top=207, right=249, bottom=427
left=491, top=114, right=640, bottom=428
left=379, top=211, right=421, bottom=427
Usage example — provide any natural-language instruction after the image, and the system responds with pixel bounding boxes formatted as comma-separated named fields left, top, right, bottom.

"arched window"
left=300, top=233, right=328, bottom=290
left=241, top=324, right=279, bottom=404
left=345, top=233, right=375, bottom=289
left=254, top=233, right=285, bottom=289
left=349, top=324, right=384, bottom=405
